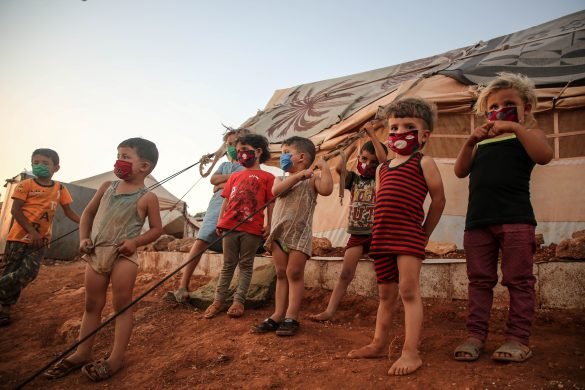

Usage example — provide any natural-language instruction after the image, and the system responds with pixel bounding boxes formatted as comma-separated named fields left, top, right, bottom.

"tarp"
left=240, top=11, right=585, bottom=248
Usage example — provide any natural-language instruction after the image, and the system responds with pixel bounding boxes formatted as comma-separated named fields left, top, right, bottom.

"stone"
left=58, top=318, right=81, bottom=342
left=152, top=234, right=175, bottom=251
left=425, top=241, right=457, bottom=256
left=312, top=237, right=332, bottom=257
left=535, top=233, right=545, bottom=246
left=572, top=229, right=585, bottom=239
left=556, top=236, right=585, bottom=259
left=168, top=237, right=197, bottom=252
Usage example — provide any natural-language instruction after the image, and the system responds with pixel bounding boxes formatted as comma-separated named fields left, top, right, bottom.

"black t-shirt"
left=466, top=137, right=536, bottom=230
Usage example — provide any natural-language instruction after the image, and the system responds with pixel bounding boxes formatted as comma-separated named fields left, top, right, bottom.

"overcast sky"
left=1, top=0, right=583, bottom=213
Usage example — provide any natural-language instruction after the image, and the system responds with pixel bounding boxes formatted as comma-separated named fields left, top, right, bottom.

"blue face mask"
left=280, top=153, right=293, bottom=172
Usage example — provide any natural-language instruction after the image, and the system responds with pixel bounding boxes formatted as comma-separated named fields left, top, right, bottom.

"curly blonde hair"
left=474, top=73, right=538, bottom=126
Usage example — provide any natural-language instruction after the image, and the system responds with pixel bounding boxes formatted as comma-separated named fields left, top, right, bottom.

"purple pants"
left=464, top=224, right=536, bottom=345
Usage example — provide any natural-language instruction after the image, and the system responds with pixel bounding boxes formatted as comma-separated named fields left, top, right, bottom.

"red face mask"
left=114, top=159, right=133, bottom=179
left=238, top=150, right=256, bottom=168
left=387, top=130, right=421, bottom=156
left=486, top=106, right=519, bottom=122
left=357, top=161, right=377, bottom=179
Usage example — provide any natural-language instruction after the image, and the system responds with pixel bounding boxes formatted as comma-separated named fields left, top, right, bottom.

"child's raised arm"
left=336, top=143, right=357, bottom=175
left=454, top=124, right=491, bottom=178
left=312, top=158, right=334, bottom=196
left=117, top=192, right=162, bottom=256
left=272, top=170, right=313, bottom=197
left=364, top=119, right=388, bottom=164
left=79, top=181, right=111, bottom=253
left=421, top=156, right=446, bottom=243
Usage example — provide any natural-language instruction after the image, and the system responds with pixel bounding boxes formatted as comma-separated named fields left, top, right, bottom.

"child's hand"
left=117, top=239, right=137, bottom=256
left=363, top=119, right=384, bottom=137
left=29, top=231, right=46, bottom=248
left=79, top=238, right=94, bottom=254
left=314, top=158, right=329, bottom=171
left=262, top=224, right=271, bottom=239
left=215, top=227, right=224, bottom=237
left=488, top=120, right=522, bottom=137
left=296, top=169, right=314, bottom=181
left=468, top=123, right=493, bottom=146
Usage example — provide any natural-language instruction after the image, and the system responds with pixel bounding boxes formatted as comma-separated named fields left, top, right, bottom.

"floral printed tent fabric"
left=242, top=11, right=585, bottom=248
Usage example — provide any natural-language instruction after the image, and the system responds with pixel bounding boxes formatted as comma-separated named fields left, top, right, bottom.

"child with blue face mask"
left=252, top=136, right=333, bottom=336
left=310, top=123, right=388, bottom=322
left=0, top=148, right=80, bottom=327
left=453, top=73, right=553, bottom=363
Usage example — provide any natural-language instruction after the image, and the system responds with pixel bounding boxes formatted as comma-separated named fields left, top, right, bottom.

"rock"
left=556, top=236, right=585, bottom=259
left=152, top=234, right=175, bottom=251
left=312, top=237, right=332, bottom=257
left=535, top=233, right=545, bottom=246
left=425, top=241, right=457, bottom=256
left=168, top=237, right=197, bottom=252
left=58, top=318, right=81, bottom=342
left=572, top=229, right=585, bottom=239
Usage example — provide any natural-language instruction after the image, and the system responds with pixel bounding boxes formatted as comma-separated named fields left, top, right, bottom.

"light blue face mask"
left=280, top=153, right=293, bottom=172
left=32, top=163, right=51, bottom=178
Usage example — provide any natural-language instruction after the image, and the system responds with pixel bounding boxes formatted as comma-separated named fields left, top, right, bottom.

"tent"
left=72, top=171, right=198, bottom=238
left=0, top=172, right=197, bottom=260
left=241, top=11, right=585, bottom=247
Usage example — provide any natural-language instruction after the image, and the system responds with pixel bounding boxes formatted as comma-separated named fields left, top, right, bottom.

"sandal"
left=203, top=301, right=223, bottom=319
left=275, top=318, right=300, bottom=336
left=81, top=359, right=119, bottom=382
left=453, top=338, right=484, bottom=361
left=227, top=301, right=245, bottom=318
left=173, top=287, right=189, bottom=303
left=251, top=318, right=280, bottom=333
left=492, top=341, right=533, bottom=362
left=44, top=357, right=88, bottom=379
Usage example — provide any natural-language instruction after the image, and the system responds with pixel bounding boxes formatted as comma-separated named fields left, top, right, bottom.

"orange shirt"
left=7, top=178, right=73, bottom=243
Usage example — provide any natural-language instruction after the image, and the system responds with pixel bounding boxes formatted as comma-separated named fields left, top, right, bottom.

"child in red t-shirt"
left=203, top=134, right=275, bottom=319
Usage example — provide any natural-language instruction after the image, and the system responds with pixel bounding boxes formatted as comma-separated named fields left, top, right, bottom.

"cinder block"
left=538, top=261, right=585, bottom=309
left=420, top=263, right=450, bottom=299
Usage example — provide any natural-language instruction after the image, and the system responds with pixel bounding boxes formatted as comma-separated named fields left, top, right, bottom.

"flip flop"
left=275, top=318, right=300, bottom=336
left=492, top=341, right=533, bottom=362
left=453, top=339, right=484, bottom=361
left=81, top=359, right=120, bottom=381
left=44, top=358, right=88, bottom=379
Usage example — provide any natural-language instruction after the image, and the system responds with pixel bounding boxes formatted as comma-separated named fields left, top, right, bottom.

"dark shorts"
left=345, top=234, right=372, bottom=254
left=370, top=253, right=399, bottom=284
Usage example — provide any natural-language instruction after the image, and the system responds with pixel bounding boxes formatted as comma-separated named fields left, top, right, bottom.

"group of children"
left=0, top=72, right=552, bottom=381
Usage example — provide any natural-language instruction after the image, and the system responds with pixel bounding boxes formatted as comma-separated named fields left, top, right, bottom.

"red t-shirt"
left=217, top=169, right=275, bottom=237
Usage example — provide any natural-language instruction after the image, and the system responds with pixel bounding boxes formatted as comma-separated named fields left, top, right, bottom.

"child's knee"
left=84, top=296, right=106, bottom=313
left=339, top=268, right=356, bottom=283
left=399, top=283, right=419, bottom=302
left=112, top=292, right=133, bottom=311
left=286, top=268, right=304, bottom=282
left=275, top=268, right=287, bottom=280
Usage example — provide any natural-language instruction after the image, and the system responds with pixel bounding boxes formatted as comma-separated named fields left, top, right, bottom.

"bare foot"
left=309, top=311, right=333, bottom=322
left=388, top=351, right=422, bottom=376
left=347, top=343, right=388, bottom=359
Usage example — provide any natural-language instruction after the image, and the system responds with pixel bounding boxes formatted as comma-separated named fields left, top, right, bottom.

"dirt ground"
left=1, top=260, right=584, bottom=390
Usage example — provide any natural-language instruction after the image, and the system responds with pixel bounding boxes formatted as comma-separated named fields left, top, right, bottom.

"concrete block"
left=348, top=260, right=377, bottom=297
left=420, top=263, right=450, bottom=299
left=538, top=261, right=585, bottom=309
left=304, top=259, right=327, bottom=289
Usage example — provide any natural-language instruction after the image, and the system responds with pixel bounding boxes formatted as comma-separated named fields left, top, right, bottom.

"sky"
left=1, top=0, right=583, bottom=213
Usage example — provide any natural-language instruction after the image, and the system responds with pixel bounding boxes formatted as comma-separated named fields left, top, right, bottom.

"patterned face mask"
left=486, top=106, right=519, bottom=122
left=238, top=150, right=256, bottom=168
left=357, top=161, right=377, bottom=178
left=387, top=130, right=421, bottom=156
left=114, top=159, right=133, bottom=179
left=32, top=164, right=51, bottom=178
left=280, top=153, right=293, bottom=172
